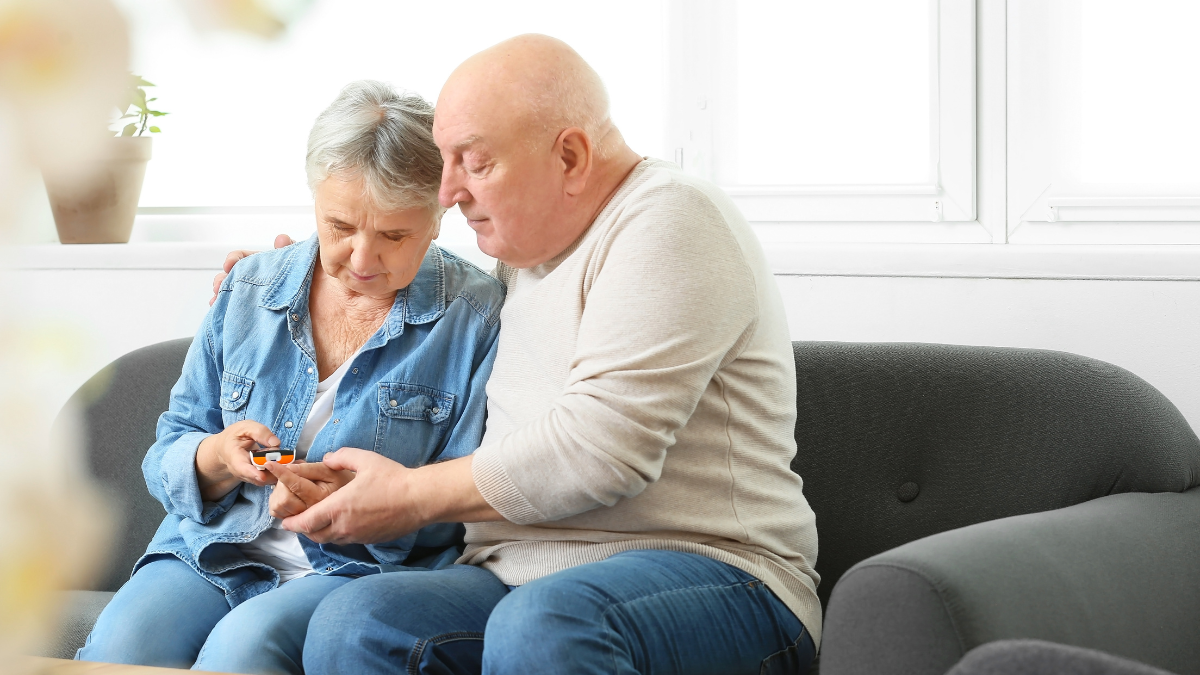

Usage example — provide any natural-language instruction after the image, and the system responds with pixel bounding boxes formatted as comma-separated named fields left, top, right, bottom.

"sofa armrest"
left=819, top=488, right=1200, bottom=675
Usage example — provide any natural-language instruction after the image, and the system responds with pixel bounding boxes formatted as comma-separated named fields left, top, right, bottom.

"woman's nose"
left=349, top=236, right=380, bottom=273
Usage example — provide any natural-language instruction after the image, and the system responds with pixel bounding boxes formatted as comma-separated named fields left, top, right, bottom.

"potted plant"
left=43, top=74, right=167, bottom=244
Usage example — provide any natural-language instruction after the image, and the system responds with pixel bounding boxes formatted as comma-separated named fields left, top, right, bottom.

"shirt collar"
left=259, top=234, right=447, bottom=338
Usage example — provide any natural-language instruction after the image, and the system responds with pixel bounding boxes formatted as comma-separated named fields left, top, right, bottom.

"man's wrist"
left=410, top=456, right=502, bottom=525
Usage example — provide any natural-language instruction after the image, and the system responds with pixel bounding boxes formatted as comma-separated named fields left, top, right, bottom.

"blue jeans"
left=304, top=550, right=815, bottom=675
left=77, top=556, right=352, bottom=674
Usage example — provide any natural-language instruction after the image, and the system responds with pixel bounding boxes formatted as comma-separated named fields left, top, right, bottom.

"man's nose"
left=439, top=164, right=467, bottom=208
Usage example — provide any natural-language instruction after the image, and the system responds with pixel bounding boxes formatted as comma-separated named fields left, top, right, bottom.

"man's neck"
left=578, top=145, right=644, bottom=236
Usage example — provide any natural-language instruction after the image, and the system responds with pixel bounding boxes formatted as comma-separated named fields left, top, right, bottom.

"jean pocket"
left=760, top=624, right=816, bottom=675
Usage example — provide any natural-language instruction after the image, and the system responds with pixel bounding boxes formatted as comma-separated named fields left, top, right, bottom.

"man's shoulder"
left=625, top=160, right=735, bottom=210
left=438, top=245, right=506, bottom=325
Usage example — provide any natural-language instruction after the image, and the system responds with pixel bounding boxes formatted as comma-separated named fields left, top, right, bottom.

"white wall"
left=11, top=241, right=1200, bottom=438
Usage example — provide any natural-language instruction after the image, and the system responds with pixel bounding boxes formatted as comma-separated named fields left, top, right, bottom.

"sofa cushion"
left=55, top=338, right=191, bottom=593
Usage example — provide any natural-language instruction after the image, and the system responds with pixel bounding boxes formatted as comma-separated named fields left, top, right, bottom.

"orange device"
left=250, top=446, right=296, bottom=469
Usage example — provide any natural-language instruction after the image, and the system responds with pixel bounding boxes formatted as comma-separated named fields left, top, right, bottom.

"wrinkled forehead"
left=435, top=72, right=537, bottom=154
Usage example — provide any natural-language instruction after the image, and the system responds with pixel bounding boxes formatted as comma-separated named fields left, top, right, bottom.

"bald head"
left=441, top=34, right=616, bottom=155
left=434, top=34, right=642, bottom=269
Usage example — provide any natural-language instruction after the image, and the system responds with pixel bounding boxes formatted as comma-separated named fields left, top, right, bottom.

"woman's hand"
left=279, top=449, right=502, bottom=545
left=265, top=461, right=356, bottom=519
left=194, top=420, right=281, bottom=501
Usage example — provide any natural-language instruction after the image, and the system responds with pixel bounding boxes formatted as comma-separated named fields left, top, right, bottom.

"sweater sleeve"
left=471, top=186, right=759, bottom=523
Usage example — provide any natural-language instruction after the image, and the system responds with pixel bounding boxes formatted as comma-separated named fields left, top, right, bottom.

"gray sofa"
left=45, top=339, right=1200, bottom=674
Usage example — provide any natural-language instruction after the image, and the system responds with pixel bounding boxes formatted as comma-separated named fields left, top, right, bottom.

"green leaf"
left=149, top=126, right=161, bottom=133
left=121, top=123, right=137, bottom=137
left=132, top=88, right=147, bottom=109
left=146, top=97, right=157, bottom=102
left=131, top=75, right=155, bottom=88
left=148, top=110, right=169, bottom=117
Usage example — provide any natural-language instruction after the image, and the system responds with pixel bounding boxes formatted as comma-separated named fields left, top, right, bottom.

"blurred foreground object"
left=0, top=0, right=130, bottom=178
left=178, top=0, right=315, bottom=38
left=0, top=0, right=125, bottom=665
left=0, top=322, right=115, bottom=667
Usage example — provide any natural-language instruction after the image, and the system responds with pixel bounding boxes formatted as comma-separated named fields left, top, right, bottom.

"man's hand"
left=279, top=449, right=503, bottom=545
left=209, top=234, right=295, bottom=306
left=265, top=461, right=355, bottom=519
left=195, top=420, right=281, bottom=501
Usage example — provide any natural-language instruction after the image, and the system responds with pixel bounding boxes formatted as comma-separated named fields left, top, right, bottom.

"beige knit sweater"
left=461, top=159, right=822, bottom=645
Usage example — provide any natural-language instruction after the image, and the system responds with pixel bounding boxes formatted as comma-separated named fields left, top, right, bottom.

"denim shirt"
left=138, top=234, right=504, bottom=607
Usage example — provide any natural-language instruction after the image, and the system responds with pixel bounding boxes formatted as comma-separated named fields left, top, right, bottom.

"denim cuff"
left=471, top=445, right=544, bottom=525
left=160, top=432, right=237, bottom=523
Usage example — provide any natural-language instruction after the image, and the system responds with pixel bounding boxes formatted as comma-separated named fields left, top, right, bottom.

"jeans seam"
left=600, top=578, right=762, bottom=674
left=759, top=624, right=811, bottom=675
left=406, top=631, right=485, bottom=675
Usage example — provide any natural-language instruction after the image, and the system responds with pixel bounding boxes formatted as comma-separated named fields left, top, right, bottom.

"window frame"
left=664, top=0, right=978, bottom=224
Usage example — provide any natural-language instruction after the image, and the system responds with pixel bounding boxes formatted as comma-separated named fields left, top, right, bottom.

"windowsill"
left=7, top=239, right=1200, bottom=281
left=1, top=241, right=497, bottom=271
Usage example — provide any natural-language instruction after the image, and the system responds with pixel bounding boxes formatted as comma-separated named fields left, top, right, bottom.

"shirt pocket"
left=219, top=372, right=254, bottom=426
left=374, top=383, right=454, bottom=464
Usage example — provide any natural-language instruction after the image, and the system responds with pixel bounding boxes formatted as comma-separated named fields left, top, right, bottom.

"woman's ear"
left=556, top=127, right=594, bottom=196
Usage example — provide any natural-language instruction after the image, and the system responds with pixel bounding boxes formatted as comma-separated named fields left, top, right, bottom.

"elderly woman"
left=76, top=81, right=503, bottom=674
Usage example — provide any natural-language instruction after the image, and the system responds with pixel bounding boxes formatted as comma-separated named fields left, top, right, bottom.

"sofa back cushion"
left=791, top=341, right=1200, bottom=608
left=59, top=338, right=191, bottom=592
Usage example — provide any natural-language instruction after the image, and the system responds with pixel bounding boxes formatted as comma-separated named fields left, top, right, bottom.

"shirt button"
left=389, top=399, right=398, bottom=407
left=352, top=368, right=358, bottom=374
left=307, top=367, right=314, bottom=374
left=431, top=407, right=440, bottom=414
left=326, top=566, right=333, bottom=572
left=291, top=313, right=299, bottom=321
left=333, top=419, right=339, bottom=424
left=284, top=421, right=293, bottom=428
left=230, top=391, right=240, bottom=399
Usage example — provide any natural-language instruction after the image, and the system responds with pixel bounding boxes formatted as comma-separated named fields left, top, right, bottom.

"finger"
left=273, top=234, right=294, bottom=249
left=269, top=480, right=308, bottom=518
left=212, top=271, right=228, bottom=296
left=285, top=461, right=341, bottom=483
left=320, top=447, right=373, bottom=473
left=230, top=452, right=277, bottom=486
left=281, top=498, right=335, bottom=537
left=265, top=462, right=327, bottom=506
left=222, top=250, right=251, bottom=274
left=232, top=420, right=280, bottom=448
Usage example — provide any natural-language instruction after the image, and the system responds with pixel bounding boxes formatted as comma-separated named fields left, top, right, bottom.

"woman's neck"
left=308, top=270, right=396, bottom=378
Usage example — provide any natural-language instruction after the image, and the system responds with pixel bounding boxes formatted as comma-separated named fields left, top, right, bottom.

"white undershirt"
left=237, top=354, right=357, bottom=583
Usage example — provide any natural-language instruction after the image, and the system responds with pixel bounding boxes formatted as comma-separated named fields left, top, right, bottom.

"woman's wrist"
left=195, top=434, right=237, bottom=500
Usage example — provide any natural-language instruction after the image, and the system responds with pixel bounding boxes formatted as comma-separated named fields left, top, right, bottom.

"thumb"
left=281, top=497, right=333, bottom=535
left=274, top=234, right=294, bottom=249
left=320, top=447, right=371, bottom=472
left=235, top=420, right=280, bottom=448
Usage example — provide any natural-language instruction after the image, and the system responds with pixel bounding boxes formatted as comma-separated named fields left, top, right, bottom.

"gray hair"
left=306, top=81, right=443, bottom=213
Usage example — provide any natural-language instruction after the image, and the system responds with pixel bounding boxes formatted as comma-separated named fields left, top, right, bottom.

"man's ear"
left=556, top=127, right=594, bottom=196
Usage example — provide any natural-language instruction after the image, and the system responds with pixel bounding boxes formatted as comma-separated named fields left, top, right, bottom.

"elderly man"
left=223, top=34, right=819, bottom=675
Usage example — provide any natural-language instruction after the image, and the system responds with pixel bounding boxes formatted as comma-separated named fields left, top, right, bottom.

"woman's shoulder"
left=436, top=245, right=505, bottom=324
left=222, top=239, right=313, bottom=291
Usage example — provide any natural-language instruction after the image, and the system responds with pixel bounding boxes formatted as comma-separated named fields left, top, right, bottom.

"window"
left=115, top=0, right=667, bottom=255
left=666, top=0, right=976, bottom=225
left=1008, top=0, right=1200, bottom=243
